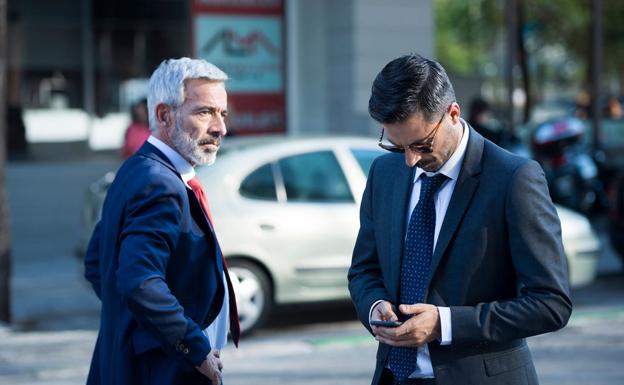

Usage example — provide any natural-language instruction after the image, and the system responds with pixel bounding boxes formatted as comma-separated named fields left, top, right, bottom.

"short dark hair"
left=368, top=54, right=456, bottom=124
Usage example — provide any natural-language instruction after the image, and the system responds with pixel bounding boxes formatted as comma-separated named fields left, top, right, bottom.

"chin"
left=196, top=151, right=217, bottom=166
left=418, top=161, right=438, bottom=172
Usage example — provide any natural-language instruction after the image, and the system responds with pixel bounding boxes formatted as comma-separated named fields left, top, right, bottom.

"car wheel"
left=228, top=259, right=272, bottom=335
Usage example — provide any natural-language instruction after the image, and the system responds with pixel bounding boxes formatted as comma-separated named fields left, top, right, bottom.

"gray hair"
left=147, top=57, right=228, bottom=131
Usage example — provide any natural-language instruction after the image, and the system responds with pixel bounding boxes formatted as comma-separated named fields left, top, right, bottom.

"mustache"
left=198, top=137, right=221, bottom=147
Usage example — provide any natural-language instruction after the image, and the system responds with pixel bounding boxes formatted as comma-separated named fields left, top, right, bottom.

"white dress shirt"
left=147, top=136, right=230, bottom=350
left=370, top=120, right=470, bottom=378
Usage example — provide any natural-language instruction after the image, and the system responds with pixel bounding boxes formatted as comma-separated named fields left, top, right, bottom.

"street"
left=1, top=275, right=624, bottom=385
left=0, top=158, right=623, bottom=384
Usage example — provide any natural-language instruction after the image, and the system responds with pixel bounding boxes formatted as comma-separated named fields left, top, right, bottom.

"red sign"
left=192, top=0, right=286, bottom=135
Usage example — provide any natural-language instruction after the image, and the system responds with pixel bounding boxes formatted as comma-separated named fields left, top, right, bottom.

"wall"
left=287, top=0, right=434, bottom=136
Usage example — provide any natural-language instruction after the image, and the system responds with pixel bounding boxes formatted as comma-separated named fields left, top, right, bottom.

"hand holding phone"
left=370, top=319, right=403, bottom=328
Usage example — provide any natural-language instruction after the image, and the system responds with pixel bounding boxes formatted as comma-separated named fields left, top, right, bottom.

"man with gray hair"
left=348, top=54, right=571, bottom=384
left=85, top=57, right=239, bottom=385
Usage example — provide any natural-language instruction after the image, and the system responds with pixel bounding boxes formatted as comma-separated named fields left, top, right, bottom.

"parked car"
left=80, top=136, right=601, bottom=334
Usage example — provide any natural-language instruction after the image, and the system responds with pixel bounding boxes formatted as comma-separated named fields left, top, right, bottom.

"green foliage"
left=436, top=0, right=624, bottom=89
left=435, top=0, right=503, bottom=75
left=603, top=0, right=624, bottom=77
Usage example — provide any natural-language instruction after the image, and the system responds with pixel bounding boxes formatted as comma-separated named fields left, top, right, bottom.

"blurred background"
left=0, top=0, right=623, bottom=384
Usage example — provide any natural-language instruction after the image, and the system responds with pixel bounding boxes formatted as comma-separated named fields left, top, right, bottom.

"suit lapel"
left=428, top=128, right=484, bottom=282
left=139, top=142, right=223, bottom=269
left=389, top=160, right=416, bottom=301
left=187, top=188, right=224, bottom=271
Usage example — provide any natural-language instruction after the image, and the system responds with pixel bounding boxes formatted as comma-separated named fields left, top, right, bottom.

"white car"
left=82, top=136, right=600, bottom=334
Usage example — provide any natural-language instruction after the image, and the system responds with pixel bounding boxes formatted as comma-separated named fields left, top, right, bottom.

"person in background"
left=467, top=97, right=502, bottom=145
left=85, top=58, right=239, bottom=385
left=121, top=98, right=151, bottom=158
left=348, top=54, right=571, bottom=385
left=606, top=96, right=623, bottom=120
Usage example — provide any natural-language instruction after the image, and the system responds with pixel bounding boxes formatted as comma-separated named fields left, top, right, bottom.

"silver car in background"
left=81, top=136, right=601, bottom=334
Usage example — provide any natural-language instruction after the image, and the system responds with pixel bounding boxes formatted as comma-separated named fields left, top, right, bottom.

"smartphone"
left=370, top=320, right=403, bottom=328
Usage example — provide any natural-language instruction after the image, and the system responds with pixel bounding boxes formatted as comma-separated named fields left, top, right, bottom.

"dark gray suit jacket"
left=348, top=128, right=572, bottom=385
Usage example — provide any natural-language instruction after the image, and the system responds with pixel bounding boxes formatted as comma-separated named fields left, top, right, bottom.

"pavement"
left=0, top=151, right=622, bottom=385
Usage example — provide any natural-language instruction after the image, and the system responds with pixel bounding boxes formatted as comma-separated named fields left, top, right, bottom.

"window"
left=351, top=148, right=383, bottom=176
left=278, top=151, right=353, bottom=202
left=239, top=163, right=277, bottom=201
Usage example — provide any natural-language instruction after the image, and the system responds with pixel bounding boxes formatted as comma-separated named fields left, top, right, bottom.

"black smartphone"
left=370, top=320, right=403, bottom=328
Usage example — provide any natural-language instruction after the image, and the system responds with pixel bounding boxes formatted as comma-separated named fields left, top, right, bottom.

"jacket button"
left=183, top=348, right=190, bottom=354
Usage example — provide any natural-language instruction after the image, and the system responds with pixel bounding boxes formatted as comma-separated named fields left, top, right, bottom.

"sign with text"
left=192, top=0, right=285, bottom=135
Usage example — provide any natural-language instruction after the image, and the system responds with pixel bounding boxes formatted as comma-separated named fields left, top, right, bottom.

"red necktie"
left=188, top=176, right=240, bottom=347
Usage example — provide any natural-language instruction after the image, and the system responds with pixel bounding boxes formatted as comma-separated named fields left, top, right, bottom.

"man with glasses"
left=348, top=54, right=571, bottom=385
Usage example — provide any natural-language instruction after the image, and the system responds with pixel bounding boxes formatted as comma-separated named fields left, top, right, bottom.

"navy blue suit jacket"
left=85, top=142, right=225, bottom=385
left=348, top=128, right=572, bottom=385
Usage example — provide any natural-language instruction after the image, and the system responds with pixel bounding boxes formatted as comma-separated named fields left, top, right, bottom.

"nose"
left=209, top=115, right=227, bottom=137
left=404, top=151, right=421, bottom=167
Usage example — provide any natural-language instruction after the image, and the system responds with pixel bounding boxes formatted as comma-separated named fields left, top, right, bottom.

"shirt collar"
left=414, top=118, right=470, bottom=183
left=147, top=136, right=195, bottom=184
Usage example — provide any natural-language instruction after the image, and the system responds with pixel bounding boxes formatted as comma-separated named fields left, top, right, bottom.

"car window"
left=278, top=151, right=353, bottom=203
left=351, top=148, right=383, bottom=176
left=239, top=163, right=277, bottom=201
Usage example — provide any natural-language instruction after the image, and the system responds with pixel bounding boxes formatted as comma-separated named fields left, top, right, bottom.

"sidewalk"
left=0, top=327, right=96, bottom=385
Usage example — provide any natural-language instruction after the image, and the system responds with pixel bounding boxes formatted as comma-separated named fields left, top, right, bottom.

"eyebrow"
left=193, top=105, right=228, bottom=115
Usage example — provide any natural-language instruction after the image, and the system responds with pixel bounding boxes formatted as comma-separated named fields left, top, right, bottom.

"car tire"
left=227, top=259, right=273, bottom=335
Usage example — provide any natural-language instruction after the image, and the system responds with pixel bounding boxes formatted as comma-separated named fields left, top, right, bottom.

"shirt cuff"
left=438, top=306, right=452, bottom=345
left=369, top=299, right=386, bottom=328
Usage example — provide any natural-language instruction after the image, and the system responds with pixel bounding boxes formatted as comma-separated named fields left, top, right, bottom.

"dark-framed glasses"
left=378, top=112, right=446, bottom=154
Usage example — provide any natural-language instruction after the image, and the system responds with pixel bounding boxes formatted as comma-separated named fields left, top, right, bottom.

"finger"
left=399, top=303, right=431, bottom=315
left=377, top=309, right=399, bottom=321
left=211, top=370, right=222, bottom=385
left=373, top=301, right=396, bottom=318
left=376, top=334, right=426, bottom=347
left=374, top=326, right=409, bottom=340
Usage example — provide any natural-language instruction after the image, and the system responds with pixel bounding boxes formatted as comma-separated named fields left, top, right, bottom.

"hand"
left=370, top=300, right=399, bottom=324
left=370, top=300, right=400, bottom=334
left=196, top=349, right=223, bottom=385
left=374, top=303, right=440, bottom=347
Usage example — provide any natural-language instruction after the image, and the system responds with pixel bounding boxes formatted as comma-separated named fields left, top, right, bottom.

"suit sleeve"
left=451, top=160, right=572, bottom=344
left=84, top=220, right=102, bottom=300
left=348, top=159, right=392, bottom=332
left=116, top=178, right=211, bottom=367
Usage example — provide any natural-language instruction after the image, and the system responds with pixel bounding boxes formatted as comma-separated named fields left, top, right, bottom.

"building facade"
left=7, top=0, right=433, bottom=153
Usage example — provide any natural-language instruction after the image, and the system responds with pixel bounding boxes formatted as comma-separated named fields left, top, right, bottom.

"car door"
left=237, top=149, right=359, bottom=302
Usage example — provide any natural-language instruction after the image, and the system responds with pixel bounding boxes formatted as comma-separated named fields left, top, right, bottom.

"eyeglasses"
left=378, top=112, right=446, bottom=154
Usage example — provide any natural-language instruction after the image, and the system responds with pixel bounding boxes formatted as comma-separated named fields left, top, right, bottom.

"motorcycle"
left=531, top=117, right=605, bottom=215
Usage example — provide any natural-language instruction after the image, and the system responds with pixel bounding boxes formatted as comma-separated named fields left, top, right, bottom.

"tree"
left=435, top=0, right=503, bottom=76
left=436, top=0, right=624, bottom=124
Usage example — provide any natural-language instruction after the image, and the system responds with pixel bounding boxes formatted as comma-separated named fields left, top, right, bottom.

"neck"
left=448, top=121, right=463, bottom=155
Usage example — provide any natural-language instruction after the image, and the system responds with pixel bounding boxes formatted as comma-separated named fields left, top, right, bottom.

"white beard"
left=171, top=115, right=218, bottom=166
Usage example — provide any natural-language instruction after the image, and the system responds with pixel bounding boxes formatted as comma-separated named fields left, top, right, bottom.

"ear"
left=449, top=102, right=461, bottom=124
left=155, top=103, right=173, bottom=128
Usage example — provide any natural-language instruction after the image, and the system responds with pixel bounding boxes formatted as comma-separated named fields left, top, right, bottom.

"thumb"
left=399, top=303, right=428, bottom=315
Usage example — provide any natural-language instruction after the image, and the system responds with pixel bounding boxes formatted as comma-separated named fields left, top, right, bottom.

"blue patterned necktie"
left=388, top=173, right=447, bottom=381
